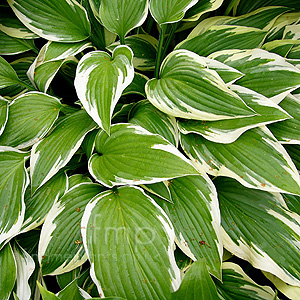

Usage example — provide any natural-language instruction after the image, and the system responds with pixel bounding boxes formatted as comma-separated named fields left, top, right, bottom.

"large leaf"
left=178, top=85, right=290, bottom=143
left=0, top=92, right=62, bottom=149
left=209, top=48, right=300, bottom=103
left=149, top=0, right=198, bottom=25
left=21, top=171, right=68, bottom=233
left=99, top=0, right=148, bottom=40
left=7, top=0, right=91, bottom=42
left=30, top=109, right=97, bottom=194
left=89, top=123, right=198, bottom=187
left=215, top=262, right=277, bottom=300
left=172, top=259, right=221, bottom=300
left=0, top=243, right=17, bottom=300
left=176, top=25, right=267, bottom=57
left=0, top=96, right=9, bottom=136
left=180, top=126, right=300, bottom=195
left=0, top=147, right=29, bottom=249
left=39, top=183, right=104, bottom=275
left=158, top=175, right=223, bottom=280
left=216, top=177, right=300, bottom=287
left=81, top=186, right=181, bottom=299
left=145, top=49, right=255, bottom=121
left=74, top=46, right=134, bottom=133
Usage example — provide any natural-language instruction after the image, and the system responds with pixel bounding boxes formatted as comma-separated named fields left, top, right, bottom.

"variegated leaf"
left=145, top=49, right=255, bottom=121
left=142, top=181, right=173, bottom=203
left=88, top=123, right=198, bottom=187
left=181, top=126, right=300, bottom=195
left=0, top=147, right=29, bottom=249
left=30, top=109, right=97, bottom=194
left=0, top=96, right=9, bottom=136
left=39, top=183, right=104, bottom=275
left=216, top=177, right=300, bottom=287
left=7, top=0, right=91, bottom=42
left=74, top=45, right=134, bottom=134
left=0, top=56, right=22, bottom=89
left=68, top=174, right=92, bottom=189
left=178, top=85, right=290, bottom=143
left=122, top=72, right=148, bottom=97
left=81, top=186, right=181, bottom=299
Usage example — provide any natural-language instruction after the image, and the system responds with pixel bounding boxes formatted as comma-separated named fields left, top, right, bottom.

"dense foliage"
left=1, top=0, right=300, bottom=299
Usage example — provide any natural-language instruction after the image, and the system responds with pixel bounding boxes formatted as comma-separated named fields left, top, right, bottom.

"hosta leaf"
left=99, top=0, right=148, bottom=40
left=142, top=181, right=173, bottom=203
left=7, top=0, right=91, bottom=42
left=129, top=100, right=179, bottom=146
left=39, top=183, right=104, bottom=275
left=216, top=177, right=300, bottom=287
left=0, top=147, right=29, bottom=249
left=158, top=175, right=222, bottom=280
left=30, top=109, right=97, bottom=194
left=282, top=193, right=300, bottom=215
left=81, top=129, right=98, bottom=159
left=181, top=126, right=300, bottom=195
left=284, top=144, right=300, bottom=170
left=0, top=31, right=35, bottom=56
left=262, top=39, right=298, bottom=57
left=178, top=85, right=290, bottom=143
left=122, top=72, right=148, bottom=97
left=0, top=92, right=62, bottom=149
left=149, top=0, right=198, bottom=25
left=172, top=259, right=220, bottom=300
left=268, top=94, right=300, bottom=144
left=57, top=278, right=90, bottom=300
left=145, top=50, right=255, bottom=121
left=37, top=282, right=61, bottom=300
left=0, top=56, right=22, bottom=89
left=0, top=96, right=9, bottom=136
left=209, top=48, right=300, bottom=103
left=176, top=25, right=267, bottom=57
left=89, top=123, right=198, bottom=187
left=183, top=0, right=223, bottom=21
left=215, top=262, right=277, bottom=300
left=74, top=46, right=134, bottom=133
left=13, top=243, right=35, bottom=300
left=0, top=243, right=17, bottom=300
left=0, top=6, right=38, bottom=39
left=81, top=186, right=181, bottom=299
left=68, top=174, right=92, bottom=189
left=21, top=171, right=68, bottom=233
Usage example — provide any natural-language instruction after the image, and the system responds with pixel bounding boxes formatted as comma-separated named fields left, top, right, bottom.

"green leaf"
left=0, top=56, right=22, bottom=89
left=122, top=72, right=148, bottom=97
left=262, top=39, right=298, bottom=57
left=0, top=147, right=29, bottom=249
left=74, top=45, right=134, bottom=134
left=30, top=109, right=97, bottom=194
left=7, top=0, right=91, bottom=42
left=12, top=243, right=35, bottom=300
left=37, top=282, right=61, bottom=300
left=0, top=96, right=9, bottom=136
left=216, top=177, right=300, bottom=287
left=39, top=183, right=104, bottom=275
left=21, top=171, right=68, bottom=233
left=149, top=0, right=198, bottom=25
left=0, top=243, right=17, bottom=300
left=181, top=126, right=300, bottom=195
left=145, top=49, right=255, bottom=121
left=178, top=85, right=290, bottom=143
left=158, top=175, right=223, bottom=280
left=58, top=278, right=90, bottom=300
left=142, top=181, right=173, bottom=203
left=176, top=25, right=267, bottom=57
left=285, top=144, right=300, bottom=171
left=81, top=186, right=181, bottom=299
left=129, top=100, right=179, bottom=146
left=81, top=129, right=98, bottom=159
left=282, top=193, right=300, bottom=215
left=172, top=259, right=221, bottom=300
left=209, top=48, right=300, bottom=103
left=68, top=174, right=92, bottom=189
left=89, top=123, right=198, bottom=187
left=268, top=94, right=300, bottom=144
left=215, top=262, right=277, bottom=300
left=0, top=92, right=62, bottom=149
left=99, top=0, right=148, bottom=40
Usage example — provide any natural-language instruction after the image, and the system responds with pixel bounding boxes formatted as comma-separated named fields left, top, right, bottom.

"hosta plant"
left=1, top=0, right=300, bottom=299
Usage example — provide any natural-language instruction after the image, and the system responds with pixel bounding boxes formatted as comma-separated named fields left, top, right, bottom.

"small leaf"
left=122, top=72, right=148, bottom=97
left=0, top=96, right=9, bottom=136
left=75, top=45, right=134, bottom=133
left=89, top=123, right=198, bottom=187
left=81, top=186, right=181, bottom=299
left=7, top=0, right=91, bottom=42
left=142, top=181, right=173, bottom=202
left=37, top=282, right=61, bottom=300
left=145, top=49, right=255, bottom=121
left=0, top=56, right=22, bottom=89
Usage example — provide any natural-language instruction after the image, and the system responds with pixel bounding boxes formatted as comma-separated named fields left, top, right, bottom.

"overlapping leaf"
left=145, top=49, right=255, bottom=121
left=81, top=186, right=181, bottom=299
left=30, top=109, right=97, bottom=193
left=181, top=126, right=300, bottom=195
left=89, top=123, right=198, bottom=187
left=216, top=177, right=300, bottom=287
left=7, top=0, right=91, bottom=42
left=0, top=96, right=9, bottom=136
left=0, top=56, right=23, bottom=89
left=75, top=45, right=134, bottom=133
